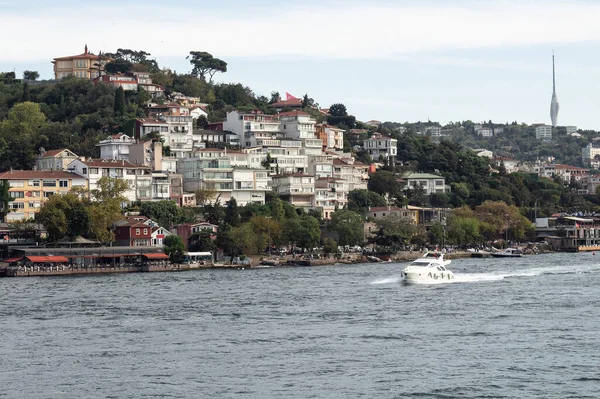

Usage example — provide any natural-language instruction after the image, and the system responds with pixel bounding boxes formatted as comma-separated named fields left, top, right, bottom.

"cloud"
left=3, top=0, right=600, bottom=62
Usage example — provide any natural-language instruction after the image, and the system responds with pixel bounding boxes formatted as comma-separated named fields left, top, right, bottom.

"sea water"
left=1, top=252, right=599, bottom=398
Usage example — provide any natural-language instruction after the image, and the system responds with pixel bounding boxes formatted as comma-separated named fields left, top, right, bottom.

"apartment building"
left=280, top=111, right=317, bottom=140
left=96, top=133, right=135, bottom=160
left=316, top=124, right=344, bottom=150
left=332, top=158, right=369, bottom=190
left=224, top=110, right=281, bottom=148
left=0, top=170, right=88, bottom=221
left=271, top=173, right=315, bottom=207
left=68, top=158, right=152, bottom=202
left=177, top=157, right=269, bottom=205
left=363, top=133, right=398, bottom=160
left=402, top=172, right=450, bottom=195
left=535, top=125, right=553, bottom=141
left=314, top=177, right=349, bottom=219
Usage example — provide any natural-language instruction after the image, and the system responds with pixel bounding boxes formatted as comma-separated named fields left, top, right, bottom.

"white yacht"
left=490, top=248, right=523, bottom=258
left=401, top=252, right=454, bottom=284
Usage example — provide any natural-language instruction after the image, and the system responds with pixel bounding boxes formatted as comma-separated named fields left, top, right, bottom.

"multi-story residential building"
left=535, top=164, right=589, bottom=182
left=128, top=139, right=173, bottom=171
left=491, top=157, right=520, bottom=174
left=332, top=158, right=369, bottom=190
left=363, top=133, right=398, bottom=160
left=114, top=221, right=153, bottom=247
left=68, top=158, right=152, bottom=202
left=0, top=170, right=88, bottom=221
left=192, top=129, right=238, bottom=147
left=96, top=133, right=135, bottom=160
left=426, top=126, right=442, bottom=137
left=476, top=128, right=494, bottom=137
left=535, top=125, right=553, bottom=141
left=402, top=172, right=450, bottom=195
left=245, top=140, right=309, bottom=174
left=308, top=154, right=334, bottom=179
left=177, top=157, right=269, bottom=205
left=224, top=110, right=281, bottom=148
left=565, top=126, right=578, bottom=134
left=579, top=174, right=600, bottom=195
left=271, top=96, right=303, bottom=111
left=134, top=116, right=194, bottom=159
left=315, top=124, right=344, bottom=150
left=36, top=148, right=79, bottom=171
left=52, top=45, right=109, bottom=79
left=314, top=177, right=349, bottom=219
left=493, top=127, right=504, bottom=135
left=145, top=103, right=189, bottom=118
left=271, top=173, right=315, bottom=207
left=132, top=72, right=164, bottom=99
left=582, top=143, right=600, bottom=167
left=280, top=111, right=317, bottom=140
left=367, top=206, right=419, bottom=225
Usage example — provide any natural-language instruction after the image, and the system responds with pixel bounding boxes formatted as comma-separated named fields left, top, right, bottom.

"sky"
left=2, top=0, right=600, bottom=129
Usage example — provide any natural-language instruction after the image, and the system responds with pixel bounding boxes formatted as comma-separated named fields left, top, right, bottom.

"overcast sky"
left=2, top=0, right=600, bottom=129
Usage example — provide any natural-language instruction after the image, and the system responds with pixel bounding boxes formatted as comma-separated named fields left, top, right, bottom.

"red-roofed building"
left=0, top=170, right=87, bottom=221
left=115, top=222, right=153, bottom=247
left=363, top=133, right=397, bottom=161
left=271, top=98, right=303, bottom=110
left=316, top=123, right=344, bottom=150
left=52, top=45, right=111, bottom=80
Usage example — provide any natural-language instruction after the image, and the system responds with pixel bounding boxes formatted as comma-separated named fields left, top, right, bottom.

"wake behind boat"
left=401, top=252, right=454, bottom=284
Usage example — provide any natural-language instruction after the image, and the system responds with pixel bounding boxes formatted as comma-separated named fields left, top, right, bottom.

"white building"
left=177, top=157, right=269, bottom=205
left=582, top=143, right=600, bottom=167
left=223, top=110, right=281, bottom=148
left=565, top=126, right=578, bottom=134
left=402, top=172, right=450, bottom=195
left=68, top=158, right=153, bottom=203
left=363, top=133, right=398, bottom=160
left=472, top=148, right=493, bottom=158
left=476, top=128, right=494, bottom=137
left=280, top=110, right=317, bottom=140
left=426, top=126, right=442, bottom=137
left=314, top=177, right=349, bottom=219
left=535, top=125, right=553, bottom=141
left=96, top=133, right=135, bottom=160
left=493, top=127, right=504, bottom=135
left=271, top=173, right=315, bottom=207
left=332, top=158, right=369, bottom=190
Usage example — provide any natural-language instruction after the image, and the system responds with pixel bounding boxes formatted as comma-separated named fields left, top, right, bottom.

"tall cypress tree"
left=114, top=86, right=125, bottom=115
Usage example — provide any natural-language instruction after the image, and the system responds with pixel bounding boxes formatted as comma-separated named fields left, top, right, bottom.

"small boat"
left=400, top=252, right=454, bottom=284
left=490, top=248, right=523, bottom=258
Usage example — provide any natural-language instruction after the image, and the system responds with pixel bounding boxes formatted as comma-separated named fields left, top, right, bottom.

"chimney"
left=84, top=44, right=88, bottom=54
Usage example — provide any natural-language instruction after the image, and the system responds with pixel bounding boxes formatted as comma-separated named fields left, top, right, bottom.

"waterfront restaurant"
left=1, top=246, right=170, bottom=276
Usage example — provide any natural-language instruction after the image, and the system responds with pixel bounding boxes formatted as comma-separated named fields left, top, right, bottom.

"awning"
left=26, top=256, right=69, bottom=263
left=143, top=253, right=170, bottom=260
left=2, top=257, right=23, bottom=263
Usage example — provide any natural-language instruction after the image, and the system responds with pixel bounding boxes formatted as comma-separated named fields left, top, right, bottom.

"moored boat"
left=490, top=248, right=523, bottom=258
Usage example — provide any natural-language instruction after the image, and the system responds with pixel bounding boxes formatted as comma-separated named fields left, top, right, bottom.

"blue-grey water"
left=1, top=253, right=600, bottom=398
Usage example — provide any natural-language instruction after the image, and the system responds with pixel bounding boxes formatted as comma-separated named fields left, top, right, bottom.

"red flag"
left=286, top=92, right=298, bottom=100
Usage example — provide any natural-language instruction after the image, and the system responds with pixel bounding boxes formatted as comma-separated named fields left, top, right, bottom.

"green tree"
left=348, top=189, right=387, bottom=214
left=23, top=70, right=39, bottom=81
left=368, top=171, right=401, bottom=199
left=195, top=115, right=209, bottom=129
left=224, top=197, right=240, bottom=227
left=297, top=215, right=321, bottom=249
left=114, top=86, right=125, bottom=115
left=322, top=237, right=338, bottom=254
left=195, top=187, right=217, bottom=206
left=164, top=235, right=185, bottom=263
left=329, top=209, right=364, bottom=246
left=329, top=103, right=348, bottom=116
left=188, top=230, right=216, bottom=252
left=187, top=51, right=228, bottom=82
left=36, top=192, right=90, bottom=241
left=0, top=180, right=13, bottom=222
left=104, top=59, right=134, bottom=74
left=139, top=200, right=189, bottom=229
left=372, top=214, right=416, bottom=249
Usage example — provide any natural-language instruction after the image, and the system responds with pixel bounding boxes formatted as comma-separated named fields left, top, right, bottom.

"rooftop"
left=0, top=170, right=83, bottom=179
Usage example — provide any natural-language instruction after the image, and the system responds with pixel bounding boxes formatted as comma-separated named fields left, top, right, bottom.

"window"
left=10, top=191, right=24, bottom=198
left=136, top=228, right=141, bottom=235
left=31, top=191, right=41, bottom=197
left=59, top=180, right=68, bottom=188
left=29, top=180, right=40, bottom=187
left=43, top=180, right=56, bottom=187
left=9, top=181, right=24, bottom=188
left=143, top=228, right=148, bottom=235
left=89, top=168, right=99, bottom=174
left=127, top=169, right=135, bottom=175
left=29, top=202, right=41, bottom=208
left=44, top=192, right=55, bottom=198
left=82, top=168, right=87, bottom=175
